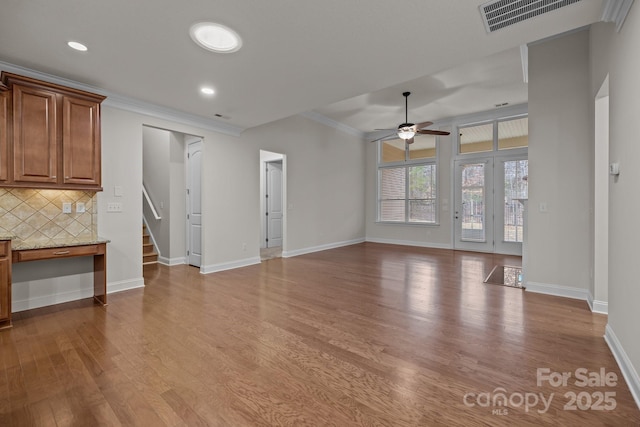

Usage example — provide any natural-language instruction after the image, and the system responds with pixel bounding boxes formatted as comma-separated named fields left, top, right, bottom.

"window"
left=378, top=135, right=438, bottom=224
left=458, top=116, right=528, bottom=154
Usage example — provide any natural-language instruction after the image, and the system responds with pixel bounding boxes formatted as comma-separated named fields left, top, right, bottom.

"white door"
left=187, top=140, right=202, bottom=267
left=495, top=156, right=528, bottom=255
left=454, top=158, right=494, bottom=252
left=266, top=161, right=283, bottom=248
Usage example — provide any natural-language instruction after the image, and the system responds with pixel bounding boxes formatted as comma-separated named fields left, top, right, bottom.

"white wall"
left=169, top=132, right=186, bottom=261
left=143, top=126, right=171, bottom=257
left=242, top=115, right=366, bottom=259
left=590, top=6, right=640, bottom=406
left=527, top=29, right=592, bottom=297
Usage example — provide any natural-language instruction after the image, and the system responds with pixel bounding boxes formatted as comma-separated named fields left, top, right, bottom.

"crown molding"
left=0, top=60, right=245, bottom=137
left=601, top=0, right=635, bottom=32
left=299, top=110, right=365, bottom=139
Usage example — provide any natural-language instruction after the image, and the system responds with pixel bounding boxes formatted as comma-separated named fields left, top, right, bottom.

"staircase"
left=143, top=224, right=158, bottom=265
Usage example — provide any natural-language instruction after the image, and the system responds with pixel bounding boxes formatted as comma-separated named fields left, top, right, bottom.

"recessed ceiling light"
left=200, top=87, right=215, bottom=95
left=189, top=22, right=242, bottom=53
left=67, top=41, right=88, bottom=52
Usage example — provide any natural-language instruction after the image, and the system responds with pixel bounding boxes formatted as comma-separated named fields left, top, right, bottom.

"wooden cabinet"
left=0, top=72, right=106, bottom=191
left=0, top=82, right=8, bottom=183
left=0, top=241, right=11, bottom=330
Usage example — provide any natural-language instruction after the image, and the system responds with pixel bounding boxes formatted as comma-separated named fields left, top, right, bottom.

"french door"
left=454, top=155, right=527, bottom=255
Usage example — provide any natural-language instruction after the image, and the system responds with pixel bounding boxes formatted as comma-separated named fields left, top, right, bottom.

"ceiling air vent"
left=480, top=0, right=582, bottom=33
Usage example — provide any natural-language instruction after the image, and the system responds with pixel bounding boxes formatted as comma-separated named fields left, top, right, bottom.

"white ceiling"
left=0, top=1, right=605, bottom=133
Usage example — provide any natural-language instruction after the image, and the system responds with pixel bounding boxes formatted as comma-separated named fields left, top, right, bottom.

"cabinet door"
left=12, top=84, right=58, bottom=183
left=0, top=257, right=10, bottom=321
left=0, top=90, right=8, bottom=182
left=63, top=96, right=101, bottom=186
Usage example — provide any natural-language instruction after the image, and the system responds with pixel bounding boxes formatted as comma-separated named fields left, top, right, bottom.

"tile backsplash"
left=0, top=188, right=97, bottom=241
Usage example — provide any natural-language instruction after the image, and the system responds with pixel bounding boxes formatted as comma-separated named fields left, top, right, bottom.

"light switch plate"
left=62, top=202, right=72, bottom=214
left=76, top=202, right=86, bottom=213
left=107, top=202, right=123, bottom=213
left=114, top=186, right=123, bottom=197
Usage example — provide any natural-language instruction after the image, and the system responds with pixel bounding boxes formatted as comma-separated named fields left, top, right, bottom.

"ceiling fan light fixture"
left=397, top=124, right=416, bottom=140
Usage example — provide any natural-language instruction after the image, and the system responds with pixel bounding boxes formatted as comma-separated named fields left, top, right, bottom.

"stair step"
left=143, top=252, right=158, bottom=264
left=143, top=243, right=155, bottom=254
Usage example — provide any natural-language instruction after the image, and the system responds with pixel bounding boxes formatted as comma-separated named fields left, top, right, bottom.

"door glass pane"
left=379, top=167, right=405, bottom=221
left=408, top=134, right=436, bottom=160
left=503, top=160, right=528, bottom=242
left=381, top=139, right=406, bottom=163
left=461, top=163, right=485, bottom=241
left=459, top=123, right=493, bottom=154
left=498, top=117, right=528, bottom=150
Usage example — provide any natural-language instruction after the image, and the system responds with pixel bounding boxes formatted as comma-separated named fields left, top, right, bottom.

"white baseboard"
left=13, top=288, right=95, bottom=312
left=282, top=238, right=365, bottom=258
left=525, top=281, right=590, bottom=301
left=201, top=257, right=261, bottom=274
left=158, top=256, right=186, bottom=266
left=365, top=237, right=452, bottom=250
left=587, top=292, right=609, bottom=314
left=604, top=324, right=640, bottom=410
left=108, top=277, right=145, bottom=294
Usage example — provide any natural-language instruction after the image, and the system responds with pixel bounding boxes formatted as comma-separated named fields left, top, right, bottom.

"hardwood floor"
left=1, top=242, right=639, bottom=426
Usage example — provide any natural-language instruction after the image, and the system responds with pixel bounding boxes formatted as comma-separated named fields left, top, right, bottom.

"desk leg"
left=93, top=252, right=107, bottom=306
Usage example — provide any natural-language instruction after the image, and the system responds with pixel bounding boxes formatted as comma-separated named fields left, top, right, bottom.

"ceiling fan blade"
left=412, top=121, right=434, bottom=131
left=370, top=132, right=396, bottom=143
left=374, top=128, right=395, bottom=131
left=417, top=129, right=451, bottom=136
left=406, top=137, right=415, bottom=145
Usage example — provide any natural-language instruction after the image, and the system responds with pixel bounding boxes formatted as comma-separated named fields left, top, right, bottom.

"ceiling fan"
left=371, top=91, right=450, bottom=144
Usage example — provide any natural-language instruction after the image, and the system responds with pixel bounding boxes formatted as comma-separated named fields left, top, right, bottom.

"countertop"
left=6, top=235, right=110, bottom=251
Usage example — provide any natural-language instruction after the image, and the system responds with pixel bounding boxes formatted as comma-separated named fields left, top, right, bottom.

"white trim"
left=299, top=111, right=365, bottom=139
left=11, top=277, right=144, bottom=311
left=525, top=281, right=589, bottom=301
left=282, top=238, right=365, bottom=258
left=201, top=257, right=261, bottom=274
left=12, top=288, right=95, bottom=312
left=601, top=0, right=635, bottom=32
left=158, top=256, right=186, bottom=266
left=587, top=292, right=609, bottom=314
left=0, top=60, right=244, bottom=137
left=108, top=277, right=146, bottom=294
left=365, top=238, right=452, bottom=250
left=520, top=44, right=529, bottom=83
left=604, top=324, right=640, bottom=410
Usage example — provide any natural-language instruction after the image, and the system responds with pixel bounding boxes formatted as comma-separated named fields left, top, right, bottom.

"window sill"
left=375, top=221, right=440, bottom=227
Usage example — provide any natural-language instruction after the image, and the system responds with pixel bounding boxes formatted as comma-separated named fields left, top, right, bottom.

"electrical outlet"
left=62, top=202, right=72, bottom=214
left=242, top=243, right=247, bottom=251
left=107, top=202, right=123, bottom=213
left=76, top=202, right=86, bottom=213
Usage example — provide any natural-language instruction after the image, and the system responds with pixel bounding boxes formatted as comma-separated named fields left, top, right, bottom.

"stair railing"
left=143, top=184, right=161, bottom=220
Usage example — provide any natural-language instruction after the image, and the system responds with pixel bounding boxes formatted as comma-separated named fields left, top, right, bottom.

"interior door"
left=266, top=161, right=283, bottom=247
left=187, top=140, right=202, bottom=267
left=454, top=158, right=494, bottom=252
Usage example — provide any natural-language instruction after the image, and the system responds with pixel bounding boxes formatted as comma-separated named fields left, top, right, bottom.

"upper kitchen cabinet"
left=0, top=72, right=106, bottom=191
left=0, top=82, right=8, bottom=183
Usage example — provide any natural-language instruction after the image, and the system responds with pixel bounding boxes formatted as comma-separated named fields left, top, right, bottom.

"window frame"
left=456, top=113, right=528, bottom=157
left=377, top=138, right=439, bottom=225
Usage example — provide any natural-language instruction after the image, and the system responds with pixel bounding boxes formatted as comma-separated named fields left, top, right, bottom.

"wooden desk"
left=0, top=241, right=107, bottom=330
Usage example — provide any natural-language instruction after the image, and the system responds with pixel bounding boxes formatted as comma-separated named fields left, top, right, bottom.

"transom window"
left=458, top=116, right=528, bottom=154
